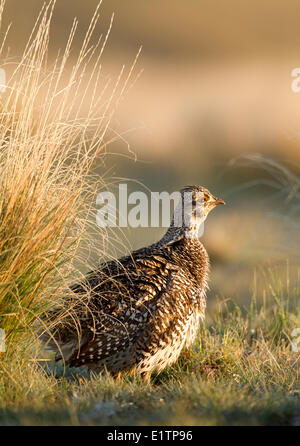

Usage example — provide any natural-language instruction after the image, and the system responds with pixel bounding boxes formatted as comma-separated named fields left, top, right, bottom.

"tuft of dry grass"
left=0, top=0, right=139, bottom=384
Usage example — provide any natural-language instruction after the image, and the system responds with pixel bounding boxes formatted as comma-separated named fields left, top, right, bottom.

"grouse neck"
left=157, top=223, right=204, bottom=247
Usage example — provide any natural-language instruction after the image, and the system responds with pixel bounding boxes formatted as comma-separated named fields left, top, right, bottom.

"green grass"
left=0, top=272, right=299, bottom=426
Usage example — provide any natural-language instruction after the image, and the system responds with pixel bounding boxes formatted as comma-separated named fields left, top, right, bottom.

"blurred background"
left=2, top=0, right=300, bottom=306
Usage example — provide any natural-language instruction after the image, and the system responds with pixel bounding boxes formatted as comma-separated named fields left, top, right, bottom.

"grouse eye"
left=204, top=193, right=210, bottom=202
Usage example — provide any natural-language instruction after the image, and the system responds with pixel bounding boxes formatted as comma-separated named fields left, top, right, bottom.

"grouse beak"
left=214, top=197, right=225, bottom=206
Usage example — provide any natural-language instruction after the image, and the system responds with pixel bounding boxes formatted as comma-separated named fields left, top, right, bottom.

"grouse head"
left=170, top=185, right=225, bottom=240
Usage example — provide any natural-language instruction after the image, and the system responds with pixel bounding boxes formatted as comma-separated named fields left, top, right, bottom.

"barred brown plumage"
left=42, top=186, right=225, bottom=380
